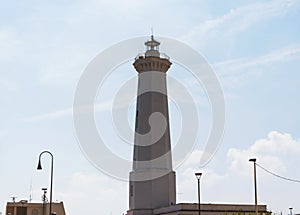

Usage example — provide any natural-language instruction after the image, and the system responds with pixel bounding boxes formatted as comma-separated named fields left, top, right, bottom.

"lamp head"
left=249, top=158, right=256, bottom=162
left=195, top=172, right=202, bottom=179
left=37, top=160, right=42, bottom=170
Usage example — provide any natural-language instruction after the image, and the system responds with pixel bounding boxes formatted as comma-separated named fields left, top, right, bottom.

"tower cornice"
left=133, top=56, right=172, bottom=73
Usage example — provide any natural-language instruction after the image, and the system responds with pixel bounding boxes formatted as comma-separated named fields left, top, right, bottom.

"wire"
left=256, top=163, right=300, bottom=183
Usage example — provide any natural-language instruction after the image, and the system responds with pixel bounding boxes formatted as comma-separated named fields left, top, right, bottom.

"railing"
left=135, top=52, right=170, bottom=60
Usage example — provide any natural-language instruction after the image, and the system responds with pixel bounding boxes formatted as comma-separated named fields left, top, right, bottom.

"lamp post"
left=289, top=208, right=293, bottom=215
left=195, top=172, right=202, bottom=215
left=249, top=158, right=258, bottom=215
left=37, top=151, right=54, bottom=215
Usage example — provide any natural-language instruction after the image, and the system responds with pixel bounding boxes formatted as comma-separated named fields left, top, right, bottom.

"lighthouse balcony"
left=135, top=52, right=170, bottom=60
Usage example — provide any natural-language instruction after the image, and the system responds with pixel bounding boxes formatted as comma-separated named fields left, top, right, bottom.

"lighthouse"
left=127, top=36, right=176, bottom=215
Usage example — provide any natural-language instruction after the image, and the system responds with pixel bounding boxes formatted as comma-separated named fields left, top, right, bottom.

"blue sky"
left=1, top=0, right=300, bottom=214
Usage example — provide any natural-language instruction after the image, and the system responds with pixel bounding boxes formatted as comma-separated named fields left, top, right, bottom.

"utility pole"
left=249, top=158, right=258, bottom=215
left=195, top=173, right=202, bottom=215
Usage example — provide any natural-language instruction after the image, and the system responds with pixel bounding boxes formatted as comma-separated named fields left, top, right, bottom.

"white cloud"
left=178, top=0, right=300, bottom=92
left=228, top=147, right=286, bottom=176
left=23, top=108, right=73, bottom=122
left=176, top=131, right=300, bottom=206
left=227, top=131, right=300, bottom=175
left=251, top=131, right=300, bottom=154
left=183, top=0, right=299, bottom=43
left=177, top=150, right=228, bottom=190
left=56, top=172, right=127, bottom=215
left=179, top=150, right=216, bottom=169
left=176, top=150, right=228, bottom=203
left=211, top=45, right=300, bottom=90
left=215, top=45, right=300, bottom=75
left=23, top=101, right=112, bottom=122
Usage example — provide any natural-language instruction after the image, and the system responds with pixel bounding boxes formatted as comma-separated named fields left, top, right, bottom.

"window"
left=130, top=185, right=133, bottom=196
left=135, top=110, right=139, bottom=129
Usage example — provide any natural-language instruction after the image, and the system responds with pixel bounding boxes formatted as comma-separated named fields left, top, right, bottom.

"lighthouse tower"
left=127, top=36, right=176, bottom=215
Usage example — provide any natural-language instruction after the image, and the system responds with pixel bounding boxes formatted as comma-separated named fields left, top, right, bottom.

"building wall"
left=6, top=201, right=66, bottom=215
left=152, top=203, right=271, bottom=215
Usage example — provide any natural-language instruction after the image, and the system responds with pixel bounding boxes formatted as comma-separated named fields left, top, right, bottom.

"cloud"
left=178, top=150, right=228, bottom=187
left=215, top=45, right=300, bottom=75
left=183, top=0, right=299, bottom=43
left=211, top=45, right=300, bottom=90
left=251, top=131, right=300, bottom=154
left=56, top=172, right=127, bottom=215
left=176, top=150, right=229, bottom=202
left=176, top=131, right=300, bottom=205
left=23, top=101, right=112, bottom=122
left=23, top=107, right=73, bottom=122
left=179, top=150, right=217, bottom=169
left=227, top=131, right=300, bottom=175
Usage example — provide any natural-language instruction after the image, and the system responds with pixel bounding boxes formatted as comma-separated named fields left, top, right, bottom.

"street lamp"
left=289, top=207, right=293, bottom=215
left=37, top=151, right=54, bottom=215
left=195, top=172, right=202, bottom=215
left=249, top=158, right=258, bottom=215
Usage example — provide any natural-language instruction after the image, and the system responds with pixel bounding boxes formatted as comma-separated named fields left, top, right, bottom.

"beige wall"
left=6, top=201, right=66, bottom=215
left=126, top=203, right=271, bottom=215
left=152, top=203, right=271, bottom=215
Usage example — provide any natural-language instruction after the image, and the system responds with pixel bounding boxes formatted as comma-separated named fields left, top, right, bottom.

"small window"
left=135, top=110, right=139, bottom=128
left=130, top=185, right=133, bottom=196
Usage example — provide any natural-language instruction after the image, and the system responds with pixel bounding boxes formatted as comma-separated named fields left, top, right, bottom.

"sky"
left=1, top=0, right=300, bottom=215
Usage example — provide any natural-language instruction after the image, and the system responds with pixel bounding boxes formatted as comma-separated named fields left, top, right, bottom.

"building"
left=153, top=203, right=270, bottom=215
left=5, top=200, right=66, bottom=215
left=126, top=36, right=271, bottom=215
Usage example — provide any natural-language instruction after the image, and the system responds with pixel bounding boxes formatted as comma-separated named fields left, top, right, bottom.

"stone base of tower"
left=128, top=170, right=176, bottom=215
left=126, top=209, right=153, bottom=215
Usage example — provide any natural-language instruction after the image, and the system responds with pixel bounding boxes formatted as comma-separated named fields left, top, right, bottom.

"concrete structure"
left=5, top=200, right=66, bottom=215
left=127, top=35, right=176, bottom=215
left=152, top=203, right=271, bottom=215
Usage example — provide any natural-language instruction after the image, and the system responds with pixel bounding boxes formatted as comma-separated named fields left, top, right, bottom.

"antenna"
left=151, top=27, right=154, bottom=36
left=42, top=188, right=48, bottom=202
left=29, top=178, right=32, bottom=202
left=10, top=197, right=17, bottom=203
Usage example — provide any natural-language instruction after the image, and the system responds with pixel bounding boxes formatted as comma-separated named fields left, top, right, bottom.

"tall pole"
left=249, top=158, right=258, bottom=215
left=195, top=173, right=202, bottom=215
left=37, top=151, right=54, bottom=215
left=198, top=178, right=200, bottom=215
left=289, top=208, right=293, bottom=215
